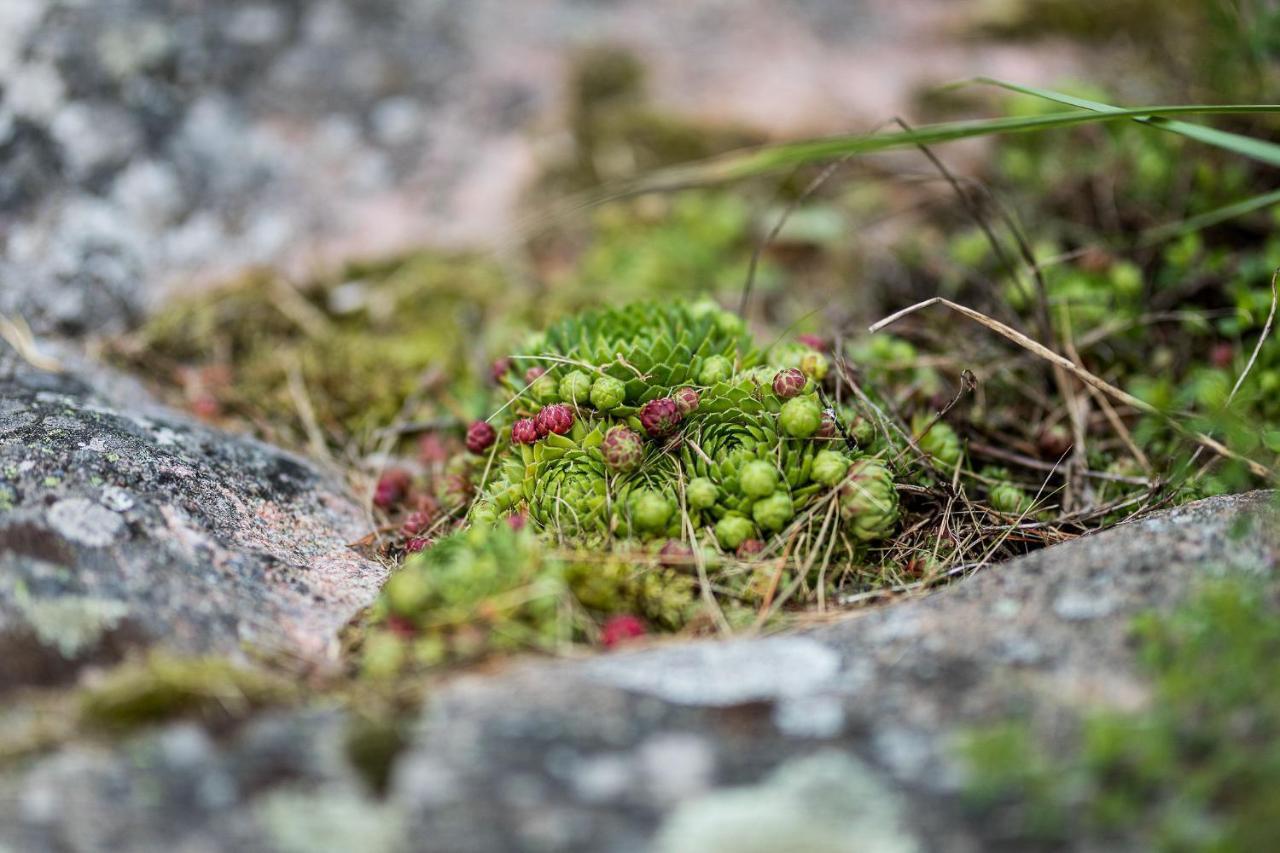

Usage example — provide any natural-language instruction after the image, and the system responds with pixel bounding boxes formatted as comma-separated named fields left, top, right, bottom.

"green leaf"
left=974, top=78, right=1280, bottom=169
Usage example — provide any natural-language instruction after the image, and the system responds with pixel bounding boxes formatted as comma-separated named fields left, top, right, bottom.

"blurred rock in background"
left=0, top=0, right=1081, bottom=336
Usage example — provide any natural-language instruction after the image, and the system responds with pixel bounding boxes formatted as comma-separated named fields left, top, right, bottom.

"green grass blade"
left=1140, top=188, right=1280, bottom=245
left=620, top=103, right=1280, bottom=193
left=974, top=77, right=1280, bottom=168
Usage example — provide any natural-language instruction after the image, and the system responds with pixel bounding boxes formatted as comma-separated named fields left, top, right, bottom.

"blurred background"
left=0, top=0, right=1152, bottom=337
left=3, top=1, right=1278, bottom=487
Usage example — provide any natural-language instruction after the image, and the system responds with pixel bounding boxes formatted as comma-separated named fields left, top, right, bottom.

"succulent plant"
left=985, top=469, right=1033, bottom=515
left=535, top=403, right=575, bottom=436
left=471, top=301, right=900, bottom=561
left=698, top=355, right=734, bottom=386
left=559, top=370, right=593, bottom=404
left=838, top=458, right=899, bottom=542
left=715, top=515, right=756, bottom=549
left=512, top=418, right=539, bottom=445
left=530, top=372, right=560, bottom=404
left=989, top=481, right=1032, bottom=515
left=812, top=449, right=851, bottom=487
left=366, top=524, right=573, bottom=670
left=601, top=425, right=645, bottom=472
left=772, top=368, right=807, bottom=399
left=844, top=415, right=875, bottom=447
left=639, top=398, right=682, bottom=438
left=469, top=502, right=498, bottom=526
left=740, top=460, right=780, bottom=498
left=780, top=396, right=823, bottom=437
left=589, top=375, right=627, bottom=410
left=686, top=477, right=719, bottom=509
left=629, top=489, right=675, bottom=535
left=799, top=351, right=829, bottom=381
left=529, top=446, right=610, bottom=537
left=673, top=386, right=701, bottom=415
left=912, top=413, right=964, bottom=470
left=466, top=421, right=497, bottom=454
left=752, top=491, right=794, bottom=532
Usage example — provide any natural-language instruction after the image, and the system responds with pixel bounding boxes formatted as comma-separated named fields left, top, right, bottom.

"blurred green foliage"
left=962, top=573, right=1280, bottom=850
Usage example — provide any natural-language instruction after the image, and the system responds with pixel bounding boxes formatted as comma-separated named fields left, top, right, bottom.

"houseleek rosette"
left=471, top=300, right=903, bottom=553
left=496, top=300, right=762, bottom=408
left=529, top=445, right=610, bottom=538
left=838, top=458, right=900, bottom=542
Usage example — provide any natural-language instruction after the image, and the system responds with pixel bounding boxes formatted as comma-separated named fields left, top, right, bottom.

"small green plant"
left=476, top=299, right=900, bottom=551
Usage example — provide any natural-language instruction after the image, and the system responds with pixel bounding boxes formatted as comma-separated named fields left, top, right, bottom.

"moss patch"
left=79, top=654, right=299, bottom=733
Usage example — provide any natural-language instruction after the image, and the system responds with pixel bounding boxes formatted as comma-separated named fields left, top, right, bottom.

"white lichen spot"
left=14, top=589, right=129, bottom=657
left=47, top=497, right=125, bottom=547
left=654, top=752, right=921, bottom=853
left=257, top=788, right=404, bottom=853
left=99, top=485, right=135, bottom=513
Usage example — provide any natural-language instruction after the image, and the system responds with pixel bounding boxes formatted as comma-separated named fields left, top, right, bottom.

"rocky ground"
left=0, top=360, right=1272, bottom=850
left=4, top=2, right=1275, bottom=851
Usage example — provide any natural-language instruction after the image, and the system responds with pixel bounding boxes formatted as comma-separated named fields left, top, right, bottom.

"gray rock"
left=0, top=344, right=385, bottom=687
left=0, top=707, right=394, bottom=853
left=1, top=474, right=1273, bottom=849
left=380, top=490, right=1277, bottom=852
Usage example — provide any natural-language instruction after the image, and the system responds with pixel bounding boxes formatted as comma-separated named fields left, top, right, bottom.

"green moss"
left=126, top=254, right=511, bottom=447
left=961, top=573, right=1280, bottom=849
left=80, top=655, right=298, bottom=732
left=343, top=713, right=409, bottom=796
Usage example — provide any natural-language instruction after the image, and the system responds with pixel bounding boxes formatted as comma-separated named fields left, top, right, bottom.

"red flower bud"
left=772, top=368, right=806, bottom=399
left=673, top=387, right=700, bottom=415
left=601, top=614, right=647, bottom=648
left=798, top=334, right=828, bottom=352
left=816, top=410, right=837, bottom=440
left=639, top=398, right=682, bottom=438
left=524, top=366, right=546, bottom=384
left=511, top=418, right=539, bottom=444
left=465, top=420, right=497, bottom=454
left=402, top=510, right=432, bottom=535
left=417, top=433, right=449, bottom=465
left=535, top=403, right=574, bottom=436
left=387, top=614, right=418, bottom=638
left=373, top=469, right=411, bottom=509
